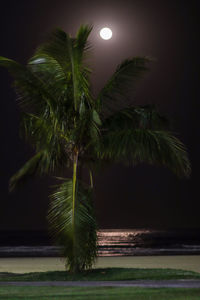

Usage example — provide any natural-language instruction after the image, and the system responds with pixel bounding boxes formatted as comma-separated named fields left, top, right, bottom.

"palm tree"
left=0, top=25, right=191, bottom=273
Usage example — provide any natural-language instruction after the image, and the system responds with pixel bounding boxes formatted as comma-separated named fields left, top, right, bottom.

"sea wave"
left=0, top=229, right=200, bottom=257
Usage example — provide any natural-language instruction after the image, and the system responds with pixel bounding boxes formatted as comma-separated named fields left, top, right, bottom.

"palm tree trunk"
left=89, top=170, right=93, bottom=189
left=72, top=151, right=78, bottom=226
left=71, top=149, right=79, bottom=273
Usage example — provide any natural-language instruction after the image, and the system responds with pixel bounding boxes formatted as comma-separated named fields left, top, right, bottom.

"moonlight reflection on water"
left=98, top=229, right=151, bottom=246
left=0, top=229, right=200, bottom=257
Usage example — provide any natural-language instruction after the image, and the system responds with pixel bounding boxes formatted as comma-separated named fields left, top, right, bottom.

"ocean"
left=0, top=229, right=200, bottom=257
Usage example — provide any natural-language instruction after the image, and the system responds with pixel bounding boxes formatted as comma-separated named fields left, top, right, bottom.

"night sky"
left=0, top=0, right=199, bottom=231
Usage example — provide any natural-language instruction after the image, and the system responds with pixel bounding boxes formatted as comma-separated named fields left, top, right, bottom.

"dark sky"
left=0, top=0, right=199, bottom=231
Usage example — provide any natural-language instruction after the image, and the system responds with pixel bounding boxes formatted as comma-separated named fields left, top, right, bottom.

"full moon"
left=100, top=27, right=112, bottom=40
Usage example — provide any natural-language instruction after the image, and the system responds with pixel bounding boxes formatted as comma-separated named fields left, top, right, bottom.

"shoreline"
left=0, top=245, right=200, bottom=258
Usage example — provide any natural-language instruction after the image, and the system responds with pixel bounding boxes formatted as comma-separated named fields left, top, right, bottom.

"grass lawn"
left=0, top=286, right=200, bottom=300
left=1, top=268, right=200, bottom=281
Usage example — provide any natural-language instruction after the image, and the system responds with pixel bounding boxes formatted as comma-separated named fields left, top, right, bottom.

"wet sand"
left=0, top=255, right=199, bottom=273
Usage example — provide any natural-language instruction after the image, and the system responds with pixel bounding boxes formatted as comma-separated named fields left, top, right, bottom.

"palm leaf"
left=100, top=128, right=191, bottom=177
left=0, top=56, right=56, bottom=114
left=10, top=111, right=71, bottom=192
left=32, top=26, right=92, bottom=111
left=9, top=151, right=44, bottom=191
left=75, top=24, right=93, bottom=63
left=102, top=105, right=169, bottom=131
left=97, top=57, right=151, bottom=114
left=48, top=178, right=97, bottom=272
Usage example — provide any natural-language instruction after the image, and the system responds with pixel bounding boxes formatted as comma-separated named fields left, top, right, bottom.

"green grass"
left=0, top=286, right=200, bottom=300
left=0, top=268, right=200, bottom=281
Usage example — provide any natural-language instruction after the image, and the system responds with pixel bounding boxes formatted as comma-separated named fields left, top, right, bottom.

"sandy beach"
left=0, top=255, right=199, bottom=274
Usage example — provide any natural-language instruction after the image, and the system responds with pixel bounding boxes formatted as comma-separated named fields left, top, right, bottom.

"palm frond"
left=32, top=29, right=71, bottom=75
left=32, top=27, right=92, bottom=111
left=102, top=105, right=169, bottom=131
left=71, top=108, right=101, bottom=157
left=100, top=128, right=191, bottom=177
left=0, top=56, right=57, bottom=114
left=20, top=113, right=70, bottom=170
left=75, top=24, right=93, bottom=63
left=28, top=56, right=69, bottom=107
left=48, top=178, right=97, bottom=272
left=9, top=151, right=44, bottom=191
left=97, top=56, right=151, bottom=114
